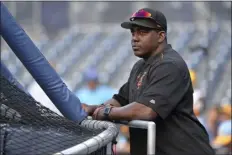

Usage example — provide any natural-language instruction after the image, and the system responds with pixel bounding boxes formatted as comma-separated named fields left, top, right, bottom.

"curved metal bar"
left=54, top=119, right=118, bottom=155
left=117, top=120, right=156, bottom=155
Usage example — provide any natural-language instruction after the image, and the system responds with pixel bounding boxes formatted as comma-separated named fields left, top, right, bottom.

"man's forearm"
left=88, top=98, right=121, bottom=109
left=103, top=98, right=122, bottom=107
left=82, top=99, right=121, bottom=116
left=109, top=102, right=157, bottom=121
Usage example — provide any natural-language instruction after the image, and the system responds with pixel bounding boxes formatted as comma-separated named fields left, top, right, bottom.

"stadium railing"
left=117, top=120, right=156, bottom=155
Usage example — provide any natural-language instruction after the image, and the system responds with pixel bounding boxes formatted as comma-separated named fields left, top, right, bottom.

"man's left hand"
left=92, top=106, right=105, bottom=120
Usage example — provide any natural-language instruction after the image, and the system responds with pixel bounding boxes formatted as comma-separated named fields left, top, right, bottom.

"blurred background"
left=1, top=1, right=231, bottom=155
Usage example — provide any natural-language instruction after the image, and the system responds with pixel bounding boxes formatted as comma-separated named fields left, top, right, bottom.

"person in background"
left=207, top=105, right=221, bottom=142
left=189, top=69, right=206, bottom=124
left=76, top=68, right=126, bottom=154
left=76, top=67, right=117, bottom=106
left=212, top=120, right=231, bottom=155
left=218, top=103, right=231, bottom=122
left=206, top=102, right=231, bottom=143
left=190, top=69, right=217, bottom=142
left=116, top=125, right=130, bottom=155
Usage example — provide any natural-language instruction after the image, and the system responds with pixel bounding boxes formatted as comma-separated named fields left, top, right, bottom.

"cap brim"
left=121, top=20, right=156, bottom=29
left=213, top=135, right=231, bottom=146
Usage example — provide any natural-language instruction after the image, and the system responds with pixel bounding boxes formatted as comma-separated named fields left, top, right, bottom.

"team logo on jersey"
left=150, top=99, right=156, bottom=104
left=136, top=72, right=147, bottom=89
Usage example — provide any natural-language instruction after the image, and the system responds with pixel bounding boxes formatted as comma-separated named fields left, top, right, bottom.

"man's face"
left=130, top=26, right=165, bottom=59
left=87, top=80, right=98, bottom=90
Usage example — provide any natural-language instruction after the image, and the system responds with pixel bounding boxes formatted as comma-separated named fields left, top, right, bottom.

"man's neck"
left=144, top=42, right=167, bottom=61
left=151, top=43, right=166, bottom=57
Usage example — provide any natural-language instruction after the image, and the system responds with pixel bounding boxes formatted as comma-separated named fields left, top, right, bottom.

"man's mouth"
left=132, top=46, right=140, bottom=51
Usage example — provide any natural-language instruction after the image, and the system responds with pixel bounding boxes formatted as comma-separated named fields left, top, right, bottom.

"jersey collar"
left=145, top=44, right=172, bottom=65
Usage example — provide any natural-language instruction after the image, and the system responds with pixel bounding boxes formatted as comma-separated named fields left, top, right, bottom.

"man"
left=82, top=8, right=214, bottom=155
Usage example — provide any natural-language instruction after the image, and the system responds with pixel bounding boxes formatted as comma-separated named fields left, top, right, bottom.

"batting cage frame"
left=0, top=72, right=156, bottom=155
left=117, top=120, right=156, bottom=155
left=0, top=2, right=118, bottom=155
left=0, top=71, right=118, bottom=155
left=57, top=120, right=157, bottom=155
left=54, top=119, right=118, bottom=155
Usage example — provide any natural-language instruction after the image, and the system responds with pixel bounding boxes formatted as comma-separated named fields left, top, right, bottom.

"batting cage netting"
left=0, top=2, right=118, bottom=154
left=0, top=74, right=116, bottom=155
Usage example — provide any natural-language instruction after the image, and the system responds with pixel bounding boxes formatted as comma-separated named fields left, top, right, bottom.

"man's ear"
left=158, top=31, right=166, bottom=43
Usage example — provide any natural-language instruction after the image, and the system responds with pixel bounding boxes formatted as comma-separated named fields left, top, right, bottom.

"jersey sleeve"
left=113, top=82, right=130, bottom=106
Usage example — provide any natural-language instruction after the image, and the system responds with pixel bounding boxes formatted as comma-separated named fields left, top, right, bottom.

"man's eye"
left=139, top=30, right=148, bottom=34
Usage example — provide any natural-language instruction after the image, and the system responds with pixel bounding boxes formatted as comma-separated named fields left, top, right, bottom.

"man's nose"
left=132, top=32, right=139, bottom=42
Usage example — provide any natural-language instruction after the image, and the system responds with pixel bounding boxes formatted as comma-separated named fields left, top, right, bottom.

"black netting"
left=0, top=75, right=107, bottom=155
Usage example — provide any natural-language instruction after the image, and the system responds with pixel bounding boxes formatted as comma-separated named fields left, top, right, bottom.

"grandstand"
left=2, top=2, right=231, bottom=106
left=1, top=2, right=231, bottom=154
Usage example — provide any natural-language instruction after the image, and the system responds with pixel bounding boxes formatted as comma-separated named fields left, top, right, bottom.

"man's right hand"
left=82, top=99, right=121, bottom=116
left=81, top=103, right=100, bottom=116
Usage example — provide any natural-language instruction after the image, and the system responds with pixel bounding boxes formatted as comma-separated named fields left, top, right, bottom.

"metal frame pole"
left=118, top=120, right=156, bottom=155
